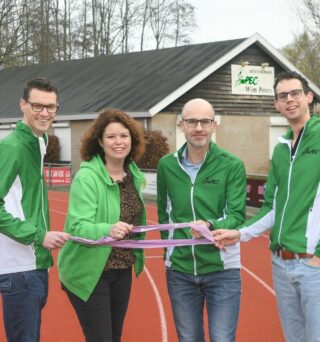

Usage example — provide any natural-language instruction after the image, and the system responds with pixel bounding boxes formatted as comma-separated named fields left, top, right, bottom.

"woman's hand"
left=110, top=221, right=133, bottom=240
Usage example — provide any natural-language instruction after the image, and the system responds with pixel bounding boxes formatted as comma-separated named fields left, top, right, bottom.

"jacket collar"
left=81, top=154, right=144, bottom=185
left=175, top=141, right=218, bottom=163
left=15, top=120, right=48, bottom=145
left=280, top=115, right=319, bottom=143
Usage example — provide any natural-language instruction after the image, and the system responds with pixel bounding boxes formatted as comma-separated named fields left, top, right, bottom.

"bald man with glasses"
left=157, top=98, right=247, bottom=342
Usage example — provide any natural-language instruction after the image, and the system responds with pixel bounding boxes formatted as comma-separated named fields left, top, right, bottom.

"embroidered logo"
left=302, top=147, right=320, bottom=156
left=203, top=177, right=220, bottom=185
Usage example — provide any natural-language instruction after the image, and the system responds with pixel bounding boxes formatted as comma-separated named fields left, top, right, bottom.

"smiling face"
left=20, top=88, right=57, bottom=136
left=100, top=122, right=132, bottom=164
left=274, top=78, right=313, bottom=125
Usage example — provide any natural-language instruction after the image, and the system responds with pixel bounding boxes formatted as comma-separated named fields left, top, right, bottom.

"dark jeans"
left=0, top=269, right=48, bottom=342
left=63, top=267, right=132, bottom=342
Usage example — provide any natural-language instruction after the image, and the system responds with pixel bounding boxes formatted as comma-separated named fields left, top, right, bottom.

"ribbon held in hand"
left=69, top=222, right=214, bottom=248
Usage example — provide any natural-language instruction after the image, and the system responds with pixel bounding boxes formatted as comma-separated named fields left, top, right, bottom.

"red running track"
left=0, top=191, right=284, bottom=341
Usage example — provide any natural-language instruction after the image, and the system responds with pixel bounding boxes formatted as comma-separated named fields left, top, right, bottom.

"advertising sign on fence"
left=44, top=166, right=71, bottom=186
left=142, top=172, right=157, bottom=196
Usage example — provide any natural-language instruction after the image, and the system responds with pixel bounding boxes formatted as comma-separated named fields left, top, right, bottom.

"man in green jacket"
left=157, top=98, right=247, bottom=342
left=0, top=78, right=69, bottom=342
left=213, top=71, right=320, bottom=342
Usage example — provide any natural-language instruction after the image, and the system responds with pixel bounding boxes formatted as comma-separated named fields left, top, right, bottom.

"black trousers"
left=63, top=267, right=132, bottom=342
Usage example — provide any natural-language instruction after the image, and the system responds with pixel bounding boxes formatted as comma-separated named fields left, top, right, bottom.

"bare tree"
left=169, top=0, right=195, bottom=46
left=0, top=0, right=25, bottom=66
left=0, top=0, right=197, bottom=68
left=149, top=0, right=172, bottom=49
left=282, top=0, right=320, bottom=87
left=139, top=0, right=150, bottom=51
left=118, top=0, right=141, bottom=53
left=282, top=31, right=320, bottom=87
left=300, top=0, right=320, bottom=34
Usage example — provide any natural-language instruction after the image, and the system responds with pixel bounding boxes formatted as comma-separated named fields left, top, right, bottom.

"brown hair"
left=273, top=71, right=310, bottom=98
left=80, top=108, right=145, bottom=164
left=23, top=78, right=58, bottom=100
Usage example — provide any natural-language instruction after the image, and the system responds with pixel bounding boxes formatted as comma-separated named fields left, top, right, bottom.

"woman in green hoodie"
left=58, top=109, right=146, bottom=342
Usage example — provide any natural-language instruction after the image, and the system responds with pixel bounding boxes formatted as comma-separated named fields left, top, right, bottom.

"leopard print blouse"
left=105, top=169, right=143, bottom=270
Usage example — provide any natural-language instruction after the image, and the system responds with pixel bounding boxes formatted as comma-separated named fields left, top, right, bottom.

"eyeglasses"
left=276, top=89, right=304, bottom=102
left=182, top=119, right=215, bottom=128
left=27, top=101, right=59, bottom=114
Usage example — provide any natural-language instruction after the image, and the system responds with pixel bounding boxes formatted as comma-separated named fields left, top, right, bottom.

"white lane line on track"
left=49, top=207, right=168, bottom=341
left=48, top=198, right=69, bottom=203
left=49, top=203, right=274, bottom=336
left=50, top=209, right=67, bottom=215
left=144, top=266, right=168, bottom=342
left=146, top=255, right=163, bottom=259
left=242, top=265, right=276, bottom=296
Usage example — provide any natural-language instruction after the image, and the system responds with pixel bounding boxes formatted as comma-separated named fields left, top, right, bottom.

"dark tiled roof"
left=0, top=38, right=245, bottom=118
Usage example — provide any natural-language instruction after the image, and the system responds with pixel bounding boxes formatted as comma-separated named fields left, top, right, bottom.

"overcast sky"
left=190, top=0, right=304, bottom=49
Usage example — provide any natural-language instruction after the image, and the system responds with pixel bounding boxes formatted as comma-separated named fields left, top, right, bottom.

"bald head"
left=181, top=98, right=215, bottom=119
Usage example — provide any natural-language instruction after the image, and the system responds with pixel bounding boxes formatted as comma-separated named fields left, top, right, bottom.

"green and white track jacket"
left=0, top=121, right=52, bottom=275
left=241, top=115, right=320, bottom=257
left=157, top=142, right=247, bottom=275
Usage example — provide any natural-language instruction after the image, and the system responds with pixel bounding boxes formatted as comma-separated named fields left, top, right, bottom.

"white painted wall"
left=269, top=116, right=289, bottom=159
left=53, top=122, right=71, bottom=162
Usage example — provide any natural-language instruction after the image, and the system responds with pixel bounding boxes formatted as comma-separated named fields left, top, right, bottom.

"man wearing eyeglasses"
left=157, top=98, right=247, bottom=342
left=213, top=70, right=320, bottom=342
left=0, top=78, right=69, bottom=341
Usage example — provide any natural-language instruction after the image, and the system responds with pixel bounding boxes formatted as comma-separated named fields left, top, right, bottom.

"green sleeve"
left=0, top=144, right=39, bottom=245
left=64, top=171, right=112, bottom=239
left=314, top=245, right=320, bottom=257
left=209, top=160, right=247, bottom=229
left=157, top=158, right=169, bottom=239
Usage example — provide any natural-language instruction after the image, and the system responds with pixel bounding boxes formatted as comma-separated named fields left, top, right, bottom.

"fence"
left=246, top=173, right=267, bottom=208
left=44, top=163, right=72, bottom=187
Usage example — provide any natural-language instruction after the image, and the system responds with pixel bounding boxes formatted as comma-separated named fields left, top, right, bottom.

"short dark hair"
left=273, top=71, right=310, bottom=96
left=81, top=108, right=145, bottom=164
left=23, top=78, right=58, bottom=101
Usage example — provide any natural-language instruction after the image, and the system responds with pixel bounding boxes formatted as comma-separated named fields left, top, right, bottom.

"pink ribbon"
left=69, top=223, right=214, bottom=248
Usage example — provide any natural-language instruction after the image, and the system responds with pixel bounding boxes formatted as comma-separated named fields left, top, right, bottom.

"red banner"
left=44, top=166, right=71, bottom=185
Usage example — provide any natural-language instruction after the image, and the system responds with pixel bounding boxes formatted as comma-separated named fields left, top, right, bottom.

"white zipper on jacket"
left=175, top=151, right=206, bottom=276
left=277, top=128, right=305, bottom=246
left=39, top=136, right=48, bottom=233
left=39, top=136, right=50, bottom=259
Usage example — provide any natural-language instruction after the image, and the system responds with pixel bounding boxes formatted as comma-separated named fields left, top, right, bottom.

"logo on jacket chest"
left=302, top=147, right=320, bottom=156
left=203, top=177, right=221, bottom=185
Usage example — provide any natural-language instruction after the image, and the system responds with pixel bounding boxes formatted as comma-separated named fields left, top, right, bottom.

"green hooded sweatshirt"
left=58, top=155, right=146, bottom=301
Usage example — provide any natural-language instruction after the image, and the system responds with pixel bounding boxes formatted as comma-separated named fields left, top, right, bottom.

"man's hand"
left=190, top=220, right=209, bottom=239
left=42, top=231, right=70, bottom=250
left=212, top=229, right=241, bottom=246
left=110, top=221, right=133, bottom=240
left=189, top=220, right=225, bottom=250
left=307, top=255, right=320, bottom=267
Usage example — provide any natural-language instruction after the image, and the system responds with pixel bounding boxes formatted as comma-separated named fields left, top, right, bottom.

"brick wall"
left=70, top=120, right=91, bottom=174
left=149, top=113, right=177, bottom=152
